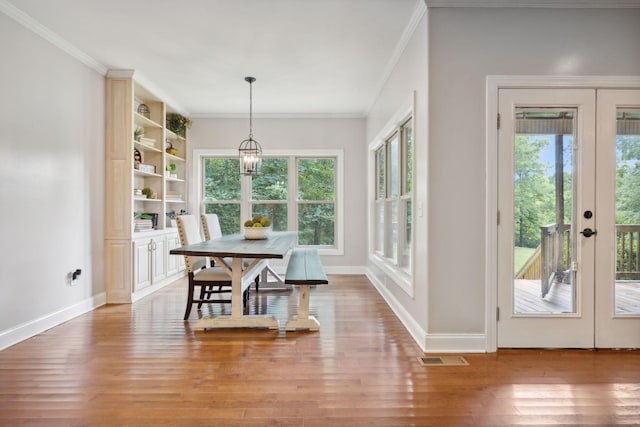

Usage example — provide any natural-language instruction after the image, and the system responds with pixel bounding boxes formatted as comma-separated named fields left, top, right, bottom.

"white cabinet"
left=166, top=233, right=185, bottom=276
left=132, top=232, right=182, bottom=295
left=133, top=238, right=152, bottom=292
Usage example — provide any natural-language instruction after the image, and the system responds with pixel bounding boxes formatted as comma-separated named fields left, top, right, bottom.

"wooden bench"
left=284, top=248, right=328, bottom=331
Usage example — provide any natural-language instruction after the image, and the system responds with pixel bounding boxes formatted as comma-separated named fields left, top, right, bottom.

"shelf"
left=134, top=141, right=162, bottom=153
left=165, top=128, right=186, bottom=141
left=134, top=169, right=163, bottom=178
left=166, top=200, right=185, bottom=204
left=165, top=177, right=185, bottom=183
left=133, top=197, right=163, bottom=202
left=165, top=152, right=185, bottom=162
left=134, top=112, right=162, bottom=128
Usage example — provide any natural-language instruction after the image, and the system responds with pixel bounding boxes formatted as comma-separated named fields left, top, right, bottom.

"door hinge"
left=496, top=307, right=500, bottom=321
left=497, top=210, right=500, bottom=225
left=497, top=113, right=501, bottom=130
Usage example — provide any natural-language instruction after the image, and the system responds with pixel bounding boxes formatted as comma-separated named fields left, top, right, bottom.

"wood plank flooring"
left=1, top=275, right=640, bottom=426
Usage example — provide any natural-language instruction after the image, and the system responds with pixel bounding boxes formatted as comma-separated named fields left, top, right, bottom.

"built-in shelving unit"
left=105, top=70, right=188, bottom=303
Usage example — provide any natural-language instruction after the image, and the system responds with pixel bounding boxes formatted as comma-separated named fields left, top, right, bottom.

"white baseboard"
left=366, top=271, right=428, bottom=352
left=424, top=333, right=487, bottom=353
left=0, top=292, right=107, bottom=351
left=366, top=270, right=488, bottom=353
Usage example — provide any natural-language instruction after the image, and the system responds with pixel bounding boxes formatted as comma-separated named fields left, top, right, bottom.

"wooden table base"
left=194, top=314, right=279, bottom=330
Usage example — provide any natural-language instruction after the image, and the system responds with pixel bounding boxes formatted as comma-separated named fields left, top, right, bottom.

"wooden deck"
left=515, top=279, right=640, bottom=314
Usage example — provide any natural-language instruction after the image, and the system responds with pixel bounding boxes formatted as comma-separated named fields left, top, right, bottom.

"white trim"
left=191, top=112, right=365, bottom=120
left=366, top=270, right=427, bottom=352
left=131, top=274, right=184, bottom=303
left=0, top=0, right=108, bottom=75
left=193, top=149, right=344, bottom=255
left=365, top=0, right=427, bottom=115
left=423, top=334, right=488, bottom=353
left=426, top=0, right=640, bottom=7
left=485, top=75, right=640, bottom=353
left=0, top=292, right=107, bottom=351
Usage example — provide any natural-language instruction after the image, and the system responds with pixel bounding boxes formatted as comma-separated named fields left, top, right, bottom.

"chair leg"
left=255, top=275, right=260, bottom=292
left=184, top=276, right=196, bottom=320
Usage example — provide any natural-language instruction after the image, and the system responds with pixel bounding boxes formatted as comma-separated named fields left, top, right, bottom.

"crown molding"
left=365, top=0, right=427, bottom=116
left=0, top=0, right=108, bottom=75
left=426, top=0, right=640, bottom=8
left=191, top=112, right=366, bottom=120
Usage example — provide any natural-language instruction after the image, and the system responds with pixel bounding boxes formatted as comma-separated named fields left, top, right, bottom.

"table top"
left=169, top=231, right=297, bottom=259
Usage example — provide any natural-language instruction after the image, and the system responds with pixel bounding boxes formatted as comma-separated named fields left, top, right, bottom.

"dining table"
left=169, top=231, right=297, bottom=330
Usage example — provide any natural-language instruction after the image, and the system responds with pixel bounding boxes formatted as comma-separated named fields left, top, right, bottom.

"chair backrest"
left=176, top=215, right=205, bottom=273
left=201, top=214, right=223, bottom=240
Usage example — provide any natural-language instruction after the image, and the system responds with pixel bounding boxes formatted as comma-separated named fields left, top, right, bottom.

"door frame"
left=485, top=75, right=640, bottom=352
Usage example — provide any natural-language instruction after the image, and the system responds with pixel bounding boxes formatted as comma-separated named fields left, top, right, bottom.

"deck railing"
left=516, top=224, right=640, bottom=294
left=540, top=224, right=571, bottom=298
left=617, top=225, right=640, bottom=280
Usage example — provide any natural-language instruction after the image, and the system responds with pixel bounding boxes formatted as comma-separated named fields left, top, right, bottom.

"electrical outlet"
left=68, top=269, right=82, bottom=287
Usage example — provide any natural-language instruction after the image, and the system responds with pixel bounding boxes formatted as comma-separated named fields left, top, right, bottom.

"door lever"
left=580, top=228, right=597, bottom=237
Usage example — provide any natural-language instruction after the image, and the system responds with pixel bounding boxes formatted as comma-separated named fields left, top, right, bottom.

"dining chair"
left=176, top=215, right=233, bottom=320
left=201, top=213, right=263, bottom=291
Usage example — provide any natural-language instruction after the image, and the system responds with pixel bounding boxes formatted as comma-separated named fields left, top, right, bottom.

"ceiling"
left=3, top=0, right=422, bottom=116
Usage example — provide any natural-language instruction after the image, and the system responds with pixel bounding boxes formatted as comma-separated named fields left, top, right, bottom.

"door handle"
left=580, top=228, right=597, bottom=237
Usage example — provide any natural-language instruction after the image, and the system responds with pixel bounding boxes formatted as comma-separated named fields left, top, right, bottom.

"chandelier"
left=238, top=76, right=262, bottom=175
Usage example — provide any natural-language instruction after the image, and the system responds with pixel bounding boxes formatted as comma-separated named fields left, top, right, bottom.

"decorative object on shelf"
left=133, top=188, right=143, bottom=197
left=165, top=139, right=173, bottom=150
left=133, top=148, right=142, bottom=169
left=137, top=103, right=150, bottom=119
left=166, top=163, right=177, bottom=178
left=134, top=212, right=158, bottom=230
left=134, top=128, right=143, bottom=142
left=166, top=113, right=191, bottom=137
left=238, top=76, right=262, bottom=176
left=138, top=164, right=156, bottom=174
left=142, top=187, right=153, bottom=199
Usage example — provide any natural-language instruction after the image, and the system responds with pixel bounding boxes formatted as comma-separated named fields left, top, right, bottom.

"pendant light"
left=238, top=76, right=262, bottom=175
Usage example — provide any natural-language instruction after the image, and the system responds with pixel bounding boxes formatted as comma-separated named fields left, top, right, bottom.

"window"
left=297, top=158, right=336, bottom=246
left=202, top=158, right=241, bottom=234
left=198, top=150, right=343, bottom=254
left=374, top=117, right=413, bottom=274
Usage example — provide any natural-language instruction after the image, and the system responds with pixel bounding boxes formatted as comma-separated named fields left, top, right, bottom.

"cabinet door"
left=166, top=234, right=182, bottom=276
left=151, top=237, right=167, bottom=283
left=133, top=239, right=152, bottom=291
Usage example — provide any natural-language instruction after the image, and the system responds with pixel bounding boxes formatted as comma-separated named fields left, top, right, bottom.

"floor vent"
left=417, top=356, right=469, bottom=366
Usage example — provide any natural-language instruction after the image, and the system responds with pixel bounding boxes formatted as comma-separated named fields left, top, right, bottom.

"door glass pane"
left=513, top=109, right=576, bottom=314
left=615, top=109, right=640, bottom=315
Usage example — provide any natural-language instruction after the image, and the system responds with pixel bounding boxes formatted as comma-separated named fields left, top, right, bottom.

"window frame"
left=368, top=96, right=415, bottom=296
left=193, top=149, right=344, bottom=256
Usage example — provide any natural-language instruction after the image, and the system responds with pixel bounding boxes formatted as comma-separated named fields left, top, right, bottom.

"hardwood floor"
left=1, top=275, right=639, bottom=426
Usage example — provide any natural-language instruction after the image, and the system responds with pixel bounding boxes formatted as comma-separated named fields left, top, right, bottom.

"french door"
left=497, top=88, right=640, bottom=348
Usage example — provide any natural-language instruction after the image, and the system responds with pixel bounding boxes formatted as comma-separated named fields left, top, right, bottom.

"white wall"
left=0, top=13, right=105, bottom=348
left=428, top=8, right=640, bottom=338
left=188, top=117, right=367, bottom=269
left=366, top=12, right=429, bottom=347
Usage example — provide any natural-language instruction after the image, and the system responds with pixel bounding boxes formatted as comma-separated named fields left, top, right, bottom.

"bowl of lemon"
left=243, top=216, right=272, bottom=240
